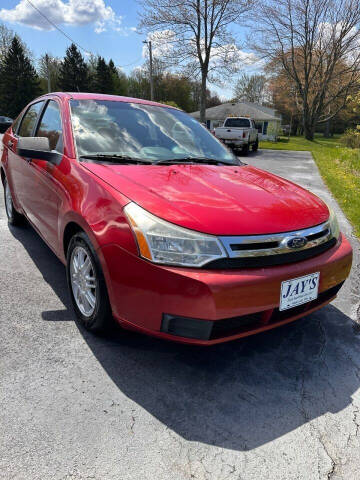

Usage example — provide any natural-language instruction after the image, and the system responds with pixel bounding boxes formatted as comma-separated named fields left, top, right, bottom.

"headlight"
left=124, top=202, right=226, bottom=267
left=328, top=205, right=340, bottom=240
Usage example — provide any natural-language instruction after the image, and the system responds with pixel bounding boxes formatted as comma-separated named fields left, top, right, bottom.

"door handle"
left=7, top=140, right=14, bottom=149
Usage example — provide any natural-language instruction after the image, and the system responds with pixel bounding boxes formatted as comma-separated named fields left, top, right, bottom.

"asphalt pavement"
left=1, top=141, right=360, bottom=480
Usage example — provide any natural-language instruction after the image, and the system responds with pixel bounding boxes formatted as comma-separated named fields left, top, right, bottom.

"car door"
left=25, top=99, right=65, bottom=248
left=8, top=101, right=45, bottom=212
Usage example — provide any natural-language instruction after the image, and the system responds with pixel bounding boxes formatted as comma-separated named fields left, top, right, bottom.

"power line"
left=25, top=0, right=92, bottom=55
left=117, top=57, right=143, bottom=68
left=25, top=0, right=144, bottom=71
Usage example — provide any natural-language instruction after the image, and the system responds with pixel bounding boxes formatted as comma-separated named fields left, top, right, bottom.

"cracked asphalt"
left=1, top=142, right=360, bottom=480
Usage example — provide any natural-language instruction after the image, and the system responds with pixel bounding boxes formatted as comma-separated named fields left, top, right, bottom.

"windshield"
left=224, top=118, right=250, bottom=128
left=70, top=99, right=238, bottom=164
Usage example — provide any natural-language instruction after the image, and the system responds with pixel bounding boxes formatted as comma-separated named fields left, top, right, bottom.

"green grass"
left=260, top=135, right=360, bottom=237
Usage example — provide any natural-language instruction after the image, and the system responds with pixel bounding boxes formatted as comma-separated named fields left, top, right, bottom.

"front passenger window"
left=18, top=102, right=44, bottom=137
left=36, top=101, right=63, bottom=152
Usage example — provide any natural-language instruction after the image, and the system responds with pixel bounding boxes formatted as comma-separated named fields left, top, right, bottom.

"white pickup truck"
left=214, top=117, right=259, bottom=155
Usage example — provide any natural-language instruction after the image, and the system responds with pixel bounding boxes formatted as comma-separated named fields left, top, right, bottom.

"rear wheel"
left=3, top=176, right=23, bottom=226
left=66, top=231, right=112, bottom=333
left=252, top=139, right=259, bottom=152
left=242, top=143, right=249, bottom=156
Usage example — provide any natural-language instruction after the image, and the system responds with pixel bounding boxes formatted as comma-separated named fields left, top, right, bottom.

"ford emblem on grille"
left=286, top=236, right=307, bottom=249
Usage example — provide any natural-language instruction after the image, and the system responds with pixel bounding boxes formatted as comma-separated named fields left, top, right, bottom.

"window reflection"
left=18, top=102, right=44, bottom=137
left=36, top=101, right=63, bottom=152
left=70, top=100, right=236, bottom=164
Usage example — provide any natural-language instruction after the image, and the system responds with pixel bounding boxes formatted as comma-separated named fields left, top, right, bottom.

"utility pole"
left=45, top=53, right=51, bottom=93
left=143, top=40, right=154, bottom=101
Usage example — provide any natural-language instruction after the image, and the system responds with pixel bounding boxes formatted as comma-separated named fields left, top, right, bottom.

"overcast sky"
left=0, top=0, right=261, bottom=99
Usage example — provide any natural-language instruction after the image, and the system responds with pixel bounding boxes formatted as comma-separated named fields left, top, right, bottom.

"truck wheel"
left=252, top=139, right=259, bottom=152
left=242, top=144, right=249, bottom=156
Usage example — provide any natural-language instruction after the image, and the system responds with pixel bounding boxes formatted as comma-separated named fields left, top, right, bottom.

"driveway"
left=1, top=145, right=360, bottom=480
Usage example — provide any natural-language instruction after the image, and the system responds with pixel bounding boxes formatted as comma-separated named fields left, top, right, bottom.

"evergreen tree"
left=93, top=56, right=113, bottom=94
left=108, top=59, right=128, bottom=96
left=0, top=36, right=41, bottom=118
left=58, top=43, right=89, bottom=92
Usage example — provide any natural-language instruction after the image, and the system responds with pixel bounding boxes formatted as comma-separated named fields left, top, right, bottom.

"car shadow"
left=10, top=222, right=360, bottom=451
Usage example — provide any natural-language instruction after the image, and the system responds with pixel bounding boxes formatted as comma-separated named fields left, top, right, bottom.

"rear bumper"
left=222, top=139, right=246, bottom=147
left=99, top=234, right=352, bottom=345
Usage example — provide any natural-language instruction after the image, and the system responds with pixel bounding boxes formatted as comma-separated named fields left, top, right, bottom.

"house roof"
left=190, top=101, right=281, bottom=121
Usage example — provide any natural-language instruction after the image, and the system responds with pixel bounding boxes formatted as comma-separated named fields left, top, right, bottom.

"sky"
left=0, top=0, right=259, bottom=99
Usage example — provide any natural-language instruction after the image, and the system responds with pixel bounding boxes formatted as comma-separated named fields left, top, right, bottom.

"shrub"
left=340, top=126, right=360, bottom=149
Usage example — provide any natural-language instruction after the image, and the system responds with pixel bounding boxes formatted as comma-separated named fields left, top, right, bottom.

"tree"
left=0, top=36, right=40, bottom=118
left=139, top=0, right=252, bottom=123
left=58, top=43, right=89, bottom=92
left=157, top=73, right=193, bottom=110
left=109, top=60, right=129, bottom=96
left=233, top=73, right=267, bottom=103
left=0, top=23, right=13, bottom=65
left=252, top=0, right=360, bottom=140
left=38, top=54, right=61, bottom=92
left=267, top=72, right=302, bottom=135
left=93, top=56, right=113, bottom=93
left=0, top=23, right=32, bottom=66
left=128, top=67, right=151, bottom=99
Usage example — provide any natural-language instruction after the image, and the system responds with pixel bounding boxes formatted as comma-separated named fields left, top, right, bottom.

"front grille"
left=205, top=237, right=336, bottom=269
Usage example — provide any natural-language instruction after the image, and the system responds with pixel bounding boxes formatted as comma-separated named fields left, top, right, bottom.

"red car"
left=1, top=93, right=352, bottom=345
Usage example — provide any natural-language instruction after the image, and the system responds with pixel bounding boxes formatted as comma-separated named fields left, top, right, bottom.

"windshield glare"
left=70, top=100, right=237, bottom=164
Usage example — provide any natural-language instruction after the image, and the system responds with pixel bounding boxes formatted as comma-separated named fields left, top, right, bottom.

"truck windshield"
left=70, top=99, right=238, bottom=164
left=224, top=118, right=251, bottom=128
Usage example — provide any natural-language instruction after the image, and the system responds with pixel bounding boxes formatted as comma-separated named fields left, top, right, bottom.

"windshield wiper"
left=155, top=156, right=236, bottom=166
left=79, top=154, right=153, bottom=164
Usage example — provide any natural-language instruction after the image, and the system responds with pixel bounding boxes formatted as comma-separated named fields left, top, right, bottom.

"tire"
left=252, top=139, right=259, bottom=152
left=3, top=176, right=23, bottom=226
left=242, top=143, right=250, bottom=156
left=66, top=231, right=112, bottom=333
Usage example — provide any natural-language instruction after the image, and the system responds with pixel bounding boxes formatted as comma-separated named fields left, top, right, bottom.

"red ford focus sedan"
left=1, top=93, right=353, bottom=344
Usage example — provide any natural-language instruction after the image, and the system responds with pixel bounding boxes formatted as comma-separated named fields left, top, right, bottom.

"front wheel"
left=3, top=176, right=23, bottom=226
left=66, top=231, right=112, bottom=333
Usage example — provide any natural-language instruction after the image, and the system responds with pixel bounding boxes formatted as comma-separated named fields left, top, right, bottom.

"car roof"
left=36, top=92, right=178, bottom=109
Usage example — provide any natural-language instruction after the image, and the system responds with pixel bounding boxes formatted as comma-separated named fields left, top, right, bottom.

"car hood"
left=82, top=163, right=329, bottom=235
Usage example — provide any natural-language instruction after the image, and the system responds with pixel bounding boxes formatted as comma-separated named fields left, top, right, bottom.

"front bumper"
left=99, top=234, right=352, bottom=345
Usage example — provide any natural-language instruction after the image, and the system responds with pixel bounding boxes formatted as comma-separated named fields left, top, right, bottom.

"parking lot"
left=1, top=141, right=360, bottom=480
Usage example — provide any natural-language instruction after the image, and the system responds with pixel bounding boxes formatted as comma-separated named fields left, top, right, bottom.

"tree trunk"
left=324, top=119, right=330, bottom=138
left=199, top=71, right=207, bottom=124
left=303, top=111, right=315, bottom=140
left=291, top=117, right=299, bottom=136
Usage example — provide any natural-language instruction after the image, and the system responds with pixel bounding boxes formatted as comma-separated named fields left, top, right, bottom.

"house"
left=190, top=101, right=282, bottom=140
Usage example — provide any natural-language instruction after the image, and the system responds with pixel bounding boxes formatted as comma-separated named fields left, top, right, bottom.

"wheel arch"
left=63, top=221, right=85, bottom=258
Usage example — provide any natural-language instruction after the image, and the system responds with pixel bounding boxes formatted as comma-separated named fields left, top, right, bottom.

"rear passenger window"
left=36, top=101, right=63, bottom=152
left=18, top=102, right=44, bottom=137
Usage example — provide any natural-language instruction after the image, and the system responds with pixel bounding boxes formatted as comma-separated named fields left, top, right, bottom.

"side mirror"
left=17, top=137, right=62, bottom=164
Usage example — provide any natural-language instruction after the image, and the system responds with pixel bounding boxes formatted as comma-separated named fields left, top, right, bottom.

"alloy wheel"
left=70, top=245, right=97, bottom=317
left=4, top=180, right=13, bottom=219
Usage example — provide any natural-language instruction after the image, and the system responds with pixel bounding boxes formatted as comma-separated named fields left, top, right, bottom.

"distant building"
left=190, top=101, right=282, bottom=140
